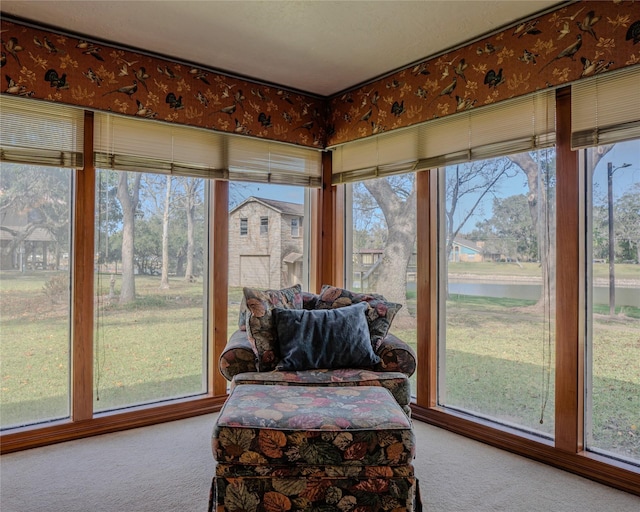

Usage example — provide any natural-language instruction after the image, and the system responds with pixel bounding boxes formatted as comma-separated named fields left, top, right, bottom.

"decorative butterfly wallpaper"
left=2, top=1, right=639, bottom=150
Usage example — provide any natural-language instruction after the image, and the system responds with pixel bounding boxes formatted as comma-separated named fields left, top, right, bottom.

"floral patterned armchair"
left=219, top=285, right=417, bottom=415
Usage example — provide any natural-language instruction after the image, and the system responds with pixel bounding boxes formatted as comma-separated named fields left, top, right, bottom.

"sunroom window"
left=572, top=67, right=640, bottom=465
left=0, top=96, right=84, bottom=430
left=583, top=140, right=640, bottom=465
left=438, top=149, right=556, bottom=438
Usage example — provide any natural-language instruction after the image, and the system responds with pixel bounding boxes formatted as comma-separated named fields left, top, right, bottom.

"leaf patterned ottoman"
left=209, top=384, right=422, bottom=512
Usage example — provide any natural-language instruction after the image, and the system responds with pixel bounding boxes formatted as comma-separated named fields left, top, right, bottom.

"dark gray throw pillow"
left=274, top=302, right=381, bottom=371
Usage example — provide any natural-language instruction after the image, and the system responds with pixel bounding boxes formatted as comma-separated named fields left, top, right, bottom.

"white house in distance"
left=228, top=197, right=304, bottom=289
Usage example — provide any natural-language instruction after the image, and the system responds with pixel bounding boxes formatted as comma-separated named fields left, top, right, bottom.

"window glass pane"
left=346, top=176, right=418, bottom=391
left=0, top=164, right=72, bottom=429
left=228, top=185, right=308, bottom=338
left=438, top=150, right=556, bottom=438
left=585, top=140, right=640, bottom=464
left=93, top=170, right=208, bottom=412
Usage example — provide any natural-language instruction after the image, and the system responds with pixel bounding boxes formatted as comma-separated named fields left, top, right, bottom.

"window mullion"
left=554, top=87, right=585, bottom=453
left=71, top=110, right=96, bottom=422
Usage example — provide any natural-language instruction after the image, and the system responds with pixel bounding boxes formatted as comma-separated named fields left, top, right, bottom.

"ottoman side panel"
left=213, top=385, right=415, bottom=466
left=210, top=474, right=418, bottom=512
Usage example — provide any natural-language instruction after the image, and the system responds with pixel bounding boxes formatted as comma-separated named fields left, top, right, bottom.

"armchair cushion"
left=243, top=284, right=302, bottom=371
left=274, top=302, right=380, bottom=371
left=316, top=285, right=402, bottom=345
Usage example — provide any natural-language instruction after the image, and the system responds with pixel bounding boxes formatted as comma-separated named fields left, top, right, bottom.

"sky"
left=231, top=182, right=304, bottom=207
left=451, top=140, right=640, bottom=231
left=228, top=139, right=640, bottom=231
left=592, top=140, right=640, bottom=203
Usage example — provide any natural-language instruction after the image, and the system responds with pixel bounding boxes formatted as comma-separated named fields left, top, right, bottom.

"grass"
left=447, top=261, right=640, bottom=281
left=390, top=293, right=639, bottom=460
left=1, top=269, right=638, bottom=461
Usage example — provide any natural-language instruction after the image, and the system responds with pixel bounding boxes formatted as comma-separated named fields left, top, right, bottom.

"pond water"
left=448, top=282, right=639, bottom=307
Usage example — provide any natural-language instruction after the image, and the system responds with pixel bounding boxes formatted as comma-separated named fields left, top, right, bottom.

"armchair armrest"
left=373, top=333, right=416, bottom=377
left=219, top=330, right=258, bottom=381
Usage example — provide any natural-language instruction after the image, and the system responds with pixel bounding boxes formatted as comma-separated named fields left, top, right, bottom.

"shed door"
left=240, top=256, right=270, bottom=288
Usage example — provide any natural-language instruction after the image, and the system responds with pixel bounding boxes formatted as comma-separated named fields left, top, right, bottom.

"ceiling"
left=1, top=0, right=562, bottom=97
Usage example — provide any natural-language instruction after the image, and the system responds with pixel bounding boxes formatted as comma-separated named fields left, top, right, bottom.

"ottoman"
left=231, top=368, right=413, bottom=417
left=209, top=384, right=421, bottom=512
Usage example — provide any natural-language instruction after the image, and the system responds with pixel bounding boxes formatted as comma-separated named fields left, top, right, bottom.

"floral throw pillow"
left=316, top=285, right=402, bottom=347
left=238, top=286, right=312, bottom=331
left=244, top=284, right=302, bottom=371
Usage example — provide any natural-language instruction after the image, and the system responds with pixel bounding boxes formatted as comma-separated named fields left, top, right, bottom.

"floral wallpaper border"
left=327, top=0, right=640, bottom=146
left=0, top=17, right=327, bottom=149
left=2, top=1, right=640, bottom=150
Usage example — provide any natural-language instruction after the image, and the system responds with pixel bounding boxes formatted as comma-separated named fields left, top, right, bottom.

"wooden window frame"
left=410, top=88, right=639, bottom=495
left=0, top=119, right=324, bottom=454
left=1, top=103, right=638, bottom=498
left=0, top=111, right=227, bottom=453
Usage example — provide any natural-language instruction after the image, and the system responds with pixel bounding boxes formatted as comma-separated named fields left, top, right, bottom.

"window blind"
left=0, top=95, right=84, bottom=169
left=227, top=137, right=322, bottom=187
left=94, top=112, right=322, bottom=186
left=94, top=112, right=226, bottom=178
left=330, top=90, right=555, bottom=184
left=571, top=65, right=640, bottom=149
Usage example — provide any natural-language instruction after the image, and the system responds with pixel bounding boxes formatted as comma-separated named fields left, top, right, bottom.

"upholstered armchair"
left=219, top=285, right=417, bottom=415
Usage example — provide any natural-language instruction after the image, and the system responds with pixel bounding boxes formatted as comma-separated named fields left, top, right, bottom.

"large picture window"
left=0, top=164, right=74, bottom=429
left=346, top=176, right=418, bottom=388
left=437, top=149, right=556, bottom=437
left=93, top=170, right=209, bottom=412
left=584, top=140, right=640, bottom=465
left=0, top=96, right=81, bottom=432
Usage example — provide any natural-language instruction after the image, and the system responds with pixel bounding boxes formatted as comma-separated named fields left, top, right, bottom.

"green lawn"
left=447, top=261, right=640, bottom=281
left=1, top=269, right=638, bottom=461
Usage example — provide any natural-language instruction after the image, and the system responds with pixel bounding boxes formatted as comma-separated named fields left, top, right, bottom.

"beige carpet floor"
left=1, top=413, right=638, bottom=512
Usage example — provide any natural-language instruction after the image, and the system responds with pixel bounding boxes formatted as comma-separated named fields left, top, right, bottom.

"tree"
left=353, top=159, right=514, bottom=315
left=0, top=164, right=71, bottom=268
left=116, top=171, right=142, bottom=303
left=160, top=176, right=172, bottom=289
left=615, top=182, right=640, bottom=264
left=352, top=182, right=387, bottom=250
left=360, top=175, right=416, bottom=315
left=471, top=194, right=537, bottom=262
left=95, top=170, right=123, bottom=271
left=175, top=177, right=204, bottom=281
left=444, top=159, right=516, bottom=264
left=133, top=216, right=162, bottom=276
left=506, top=145, right=612, bottom=308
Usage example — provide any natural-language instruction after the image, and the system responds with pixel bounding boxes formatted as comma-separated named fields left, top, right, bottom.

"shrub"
left=42, top=274, right=70, bottom=303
